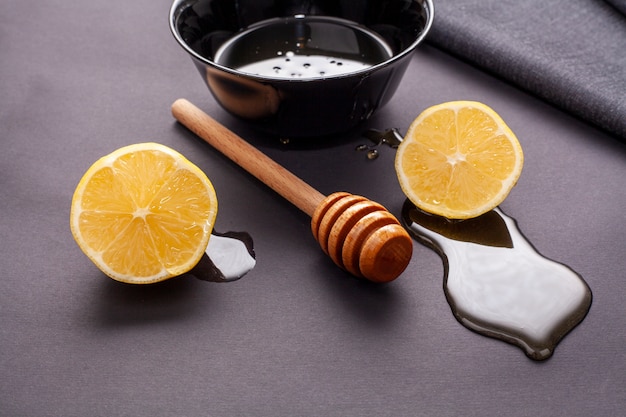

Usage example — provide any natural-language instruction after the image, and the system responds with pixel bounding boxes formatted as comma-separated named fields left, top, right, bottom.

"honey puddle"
left=191, top=231, right=256, bottom=282
left=402, top=201, right=592, bottom=360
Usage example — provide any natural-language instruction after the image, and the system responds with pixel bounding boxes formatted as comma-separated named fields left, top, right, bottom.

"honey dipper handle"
left=172, top=99, right=325, bottom=217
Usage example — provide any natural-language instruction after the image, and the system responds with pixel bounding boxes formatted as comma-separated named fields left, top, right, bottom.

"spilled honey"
left=402, top=200, right=592, bottom=360
left=191, top=231, right=256, bottom=282
left=356, top=128, right=403, bottom=160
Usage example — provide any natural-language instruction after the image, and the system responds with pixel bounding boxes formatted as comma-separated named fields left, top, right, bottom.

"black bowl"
left=170, top=0, right=434, bottom=138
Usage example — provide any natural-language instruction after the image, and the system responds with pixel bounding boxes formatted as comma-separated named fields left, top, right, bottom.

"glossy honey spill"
left=192, top=231, right=256, bottom=282
left=402, top=201, right=592, bottom=360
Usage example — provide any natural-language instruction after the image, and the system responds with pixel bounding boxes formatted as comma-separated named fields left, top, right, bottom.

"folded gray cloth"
left=605, top=0, right=626, bottom=15
left=427, top=0, right=626, bottom=140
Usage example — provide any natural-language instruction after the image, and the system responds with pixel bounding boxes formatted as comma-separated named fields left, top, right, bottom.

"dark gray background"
left=1, top=0, right=625, bottom=416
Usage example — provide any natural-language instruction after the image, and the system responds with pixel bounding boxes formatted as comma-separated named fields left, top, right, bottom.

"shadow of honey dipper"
left=171, top=99, right=412, bottom=283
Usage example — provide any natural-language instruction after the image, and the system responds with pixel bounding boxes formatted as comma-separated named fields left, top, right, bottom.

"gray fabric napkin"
left=605, top=0, right=626, bottom=15
left=427, top=0, right=626, bottom=140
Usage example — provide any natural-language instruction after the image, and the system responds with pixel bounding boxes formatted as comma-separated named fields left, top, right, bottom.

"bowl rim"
left=169, top=0, right=434, bottom=83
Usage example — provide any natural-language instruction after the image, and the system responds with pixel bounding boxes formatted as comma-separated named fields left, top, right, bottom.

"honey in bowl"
left=213, top=16, right=393, bottom=79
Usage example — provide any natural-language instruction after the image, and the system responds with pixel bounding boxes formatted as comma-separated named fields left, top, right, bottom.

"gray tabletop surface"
left=1, top=1, right=625, bottom=416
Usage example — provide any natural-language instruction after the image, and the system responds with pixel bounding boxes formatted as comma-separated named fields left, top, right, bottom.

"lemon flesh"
left=395, top=101, right=523, bottom=219
left=70, top=143, right=218, bottom=284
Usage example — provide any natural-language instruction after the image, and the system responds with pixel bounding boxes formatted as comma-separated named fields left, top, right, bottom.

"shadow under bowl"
left=170, top=0, right=434, bottom=138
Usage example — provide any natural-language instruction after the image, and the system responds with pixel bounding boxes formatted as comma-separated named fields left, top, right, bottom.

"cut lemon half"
left=70, top=143, right=218, bottom=284
left=395, top=101, right=523, bottom=219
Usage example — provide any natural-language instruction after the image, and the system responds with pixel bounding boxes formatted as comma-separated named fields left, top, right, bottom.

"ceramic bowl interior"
left=170, top=0, right=434, bottom=137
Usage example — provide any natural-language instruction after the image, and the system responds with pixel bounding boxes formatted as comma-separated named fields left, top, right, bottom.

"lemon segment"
left=70, top=143, right=218, bottom=284
left=395, top=101, right=524, bottom=219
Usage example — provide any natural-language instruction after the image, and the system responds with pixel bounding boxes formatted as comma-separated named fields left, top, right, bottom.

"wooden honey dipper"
left=171, top=99, right=412, bottom=283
